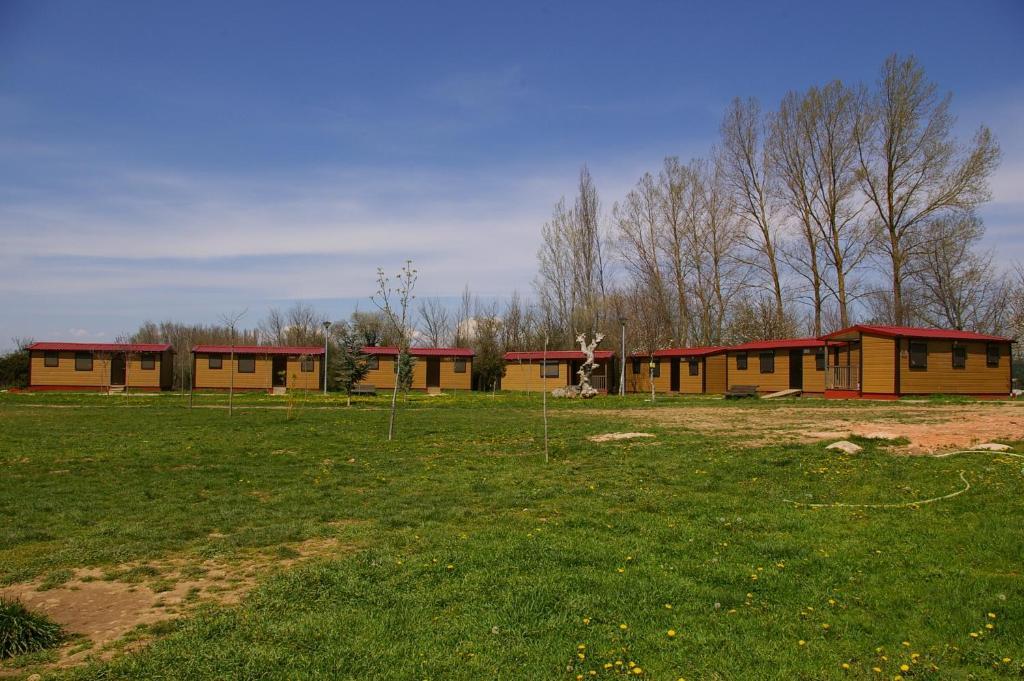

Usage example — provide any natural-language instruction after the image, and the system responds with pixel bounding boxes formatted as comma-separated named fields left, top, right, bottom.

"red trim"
left=28, top=342, right=172, bottom=352
left=27, top=385, right=165, bottom=392
left=627, top=346, right=726, bottom=359
left=729, top=338, right=826, bottom=351
left=821, top=324, right=1012, bottom=343
left=824, top=389, right=867, bottom=399
left=191, top=387, right=275, bottom=393
left=361, top=346, right=475, bottom=358
left=192, top=345, right=324, bottom=356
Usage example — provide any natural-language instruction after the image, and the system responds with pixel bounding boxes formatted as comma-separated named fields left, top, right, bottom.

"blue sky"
left=1, top=0, right=1023, bottom=348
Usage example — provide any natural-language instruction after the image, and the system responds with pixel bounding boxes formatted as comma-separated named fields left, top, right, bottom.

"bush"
left=0, top=598, right=65, bottom=659
left=0, top=348, right=29, bottom=389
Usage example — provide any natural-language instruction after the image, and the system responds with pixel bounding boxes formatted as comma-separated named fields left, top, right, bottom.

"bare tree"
left=854, top=54, right=1000, bottom=325
left=219, top=309, right=247, bottom=416
left=720, top=97, right=787, bottom=329
left=417, top=297, right=452, bottom=347
left=372, top=261, right=417, bottom=441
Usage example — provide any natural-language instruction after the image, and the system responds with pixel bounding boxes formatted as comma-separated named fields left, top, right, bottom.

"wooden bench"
left=349, top=385, right=377, bottom=396
left=725, top=385, right=758, bottom=399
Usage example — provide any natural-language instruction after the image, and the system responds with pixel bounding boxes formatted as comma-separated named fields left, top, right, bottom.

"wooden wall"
left=860, top=334, right=896, bottom=394
left=30, top=350, right=172, bottom=390
left=501, top=359, right=568, bottom=392
left=193, top=352, right=272, bottom=390
left=285, top=357, right=321, bottom=391
left=362, top=356, right=472, bottom=391
left=705, top=354, right=728, bottom=394
left=897, top=339, right=1010, bottom=395
left=626, top=357, right=671, bottom=393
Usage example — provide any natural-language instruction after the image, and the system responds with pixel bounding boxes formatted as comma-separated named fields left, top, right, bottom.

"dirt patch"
left=588, top=432, right=656, bottom=443
left=0, top=537, right=351, bottom=671
left=602, top=402, right=1024, bottom=453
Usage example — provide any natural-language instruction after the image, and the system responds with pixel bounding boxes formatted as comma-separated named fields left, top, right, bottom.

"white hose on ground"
left=785, top=449, right=1023, bottom=509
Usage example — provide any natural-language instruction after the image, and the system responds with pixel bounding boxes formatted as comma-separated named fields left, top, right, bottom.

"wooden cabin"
left=191, top=345, right=323, bottom=393
left=820, top=325, right=1013, bottom=399
left=502, top=350, right=615, bottom=393
left=360, top=347, right=474, bottom=392
left=626, top=347, right=728, bottom=394
left=725, top=338, right=827, bottom=395
left=27, top=342, right=174, bottom=392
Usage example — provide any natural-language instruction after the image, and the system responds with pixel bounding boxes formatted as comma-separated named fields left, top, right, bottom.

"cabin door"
left=426, top=358, right=441, bottom=388
left=110, top=355, right=126, bottom=385
left=788, top=350, right=803, bottom=390
left=669, top=358, right=680, bottom=392
left=272, top=356, right=287, bottom=387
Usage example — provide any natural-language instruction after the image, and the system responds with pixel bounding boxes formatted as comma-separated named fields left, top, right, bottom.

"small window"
left=301, top=357, right=315, bottom=372
left=367, top=355, right=379, bottom=370
left=909, top=341, right=928, bottom=370
left=453, top=358, right=467, bottom=373
left=986, top=343, right=1000, bottom=368
left=237, top=357, right=256, bottom=373
left=541, top=360, right=560, bottom=378
left=74, top=351, right=93, bottom=371
left=208, top=354, right=223, bottom=370
left=952, top=345, right=966, bottom=370
left=759, top=351, right=775, bottom=374
left=44, top=351, right=59, bottom=367
left=815, top=350, right=825, bottom=371
left=649, top=359, right=661, bottom=378
left=736, top=352, right=748, bottom=370
left=688, top=359, right=699, bottom=376
left=140, top=353, right=156, bottom=370
left=631, top=358, right=641, bottom=374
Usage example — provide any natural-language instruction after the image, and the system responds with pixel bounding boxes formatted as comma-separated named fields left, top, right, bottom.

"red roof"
left=192, top=345, right=324, bottom=356
left=504, top=350, right=615, bottom=361
left=728, top=337, right=826, bottom=351
left=821, top=324, right=1012, bottom=343
left=361, top=346, right=475, bottom=358
left=628, top=346, right=726, bottom=359
left=29, top=341, right=172, bottom=353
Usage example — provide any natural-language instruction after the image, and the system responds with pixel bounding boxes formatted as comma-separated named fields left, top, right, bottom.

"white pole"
left=323, top=321, right=331, bottom=396
left=619, top=319, right=626, bottom=396
left=542, top=335, right=549, bottom=464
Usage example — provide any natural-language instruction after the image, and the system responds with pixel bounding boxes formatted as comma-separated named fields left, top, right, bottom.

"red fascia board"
left=191, top=345, right=325, bottom=356
left=28, top=342, right=172, bottom=353
left=504, top=350, right=615, bottom=361
left=361, top=346, right=475, bottom=358
left=821, top=324, right=1011, bottom=343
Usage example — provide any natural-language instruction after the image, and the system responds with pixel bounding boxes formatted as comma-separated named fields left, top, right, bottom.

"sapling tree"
left=219, top=309, right=247, bottom=417
left=372, top=260, right=417, bottom=441
left=332, top=322, right=371, bottom=406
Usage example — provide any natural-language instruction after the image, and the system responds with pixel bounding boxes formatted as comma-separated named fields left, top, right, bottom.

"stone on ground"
left=825, top=440, right=862, bottom=454
left=973, top=442, right=1012, bottom=451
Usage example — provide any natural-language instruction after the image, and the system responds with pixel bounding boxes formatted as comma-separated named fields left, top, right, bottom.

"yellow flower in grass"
left=667, top=629, right=677, bottom=638
left=901, top=641, right=910, bottom=647
left=822, top=623, right=831, bottom=630
left=841, top=662, right=850, bottom=670
left=872, top=667, right=882, bottom=673
left=988, top=612, right=997, bottom=619
left=970, top=632, right=980, bottom=638
left=631, top=668, right=643, bottom=675
left=798, top=640, right=806, bottom=646
left=1003, top=657, right=1012, bottom=663
left=620, top=623, right=628, bottom=630
left=582, top=617, right=591, bottom=625
left=899, top=664, right=909, bottom=672
left=985, top=623, right=994, bottom=630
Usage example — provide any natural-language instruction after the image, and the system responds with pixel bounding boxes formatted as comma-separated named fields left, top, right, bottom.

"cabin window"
left=140, top=353, right=156, bottom=370
left=986, top=343, right=1000, bottom=368
left=815, top=350, right=825, bottom=371
left=208, top=354, right=223, bottom=370
left=735, top=352, right=748, bottom=370
left=540, top=361, right=560, bottom=378
left=952, top=345, right=966, bottom=369
left=237, top=357, right=256, bottom=373
left=909, top=341, right=928, bottom=370
left=44, top=351, right=59, bottom=367
left=454, top=358, right=467, bottom=373
left=301, top=357, right=315, bottom=372
left=631, top=358, right=641, bottom=374
left=649, top=359, right=661, bottom=378
left=759, top=351, right=775, bottom=374
left=688, top=359, right=699, bottom=376
left=367, top=355, right=379, bottom=370
left=74, top=352, right=93, bottom=371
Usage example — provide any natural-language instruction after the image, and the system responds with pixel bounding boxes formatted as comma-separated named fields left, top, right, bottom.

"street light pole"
left=322, top=321, right=331, bottom=396
left=619, top=317, right=626, bottom=396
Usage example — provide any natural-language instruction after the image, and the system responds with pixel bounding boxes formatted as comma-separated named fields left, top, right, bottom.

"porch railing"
left=591, top=374, right=607, bottom=390
left=826, top=364, right=859, bottom=391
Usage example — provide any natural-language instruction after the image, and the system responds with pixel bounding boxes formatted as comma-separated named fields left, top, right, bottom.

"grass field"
left=1, top=391, right=1023, bottom=680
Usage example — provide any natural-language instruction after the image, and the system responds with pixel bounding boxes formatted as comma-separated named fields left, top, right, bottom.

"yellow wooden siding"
left=285, top=357, right=321, bottom=391
left=363, top=356, right=472, bottom=391
left=725, top=351, right=791, bottom=393
left=626, top=358, right=671, bottom=393
left=677, top=358, right=703, bottom=394
left=193, top=353, right=272, bottom=390
left=502, top=360, right=568, bottom=392
left=861, top=334, right=896, bottom=394
left=31, top=351, right=169, bottom=389
left=898, top=340, right=1010, bottom=394
left=705, top=354, right=727, bottom=394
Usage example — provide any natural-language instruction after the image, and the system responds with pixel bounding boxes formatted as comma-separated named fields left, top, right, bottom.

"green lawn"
left=1, top=392, right=1022, bottom=680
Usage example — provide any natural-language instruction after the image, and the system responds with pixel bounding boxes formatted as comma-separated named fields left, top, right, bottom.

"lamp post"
left=618, top=317, right=626, bottom=396
left=322, top=321, right=331, bottom=396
